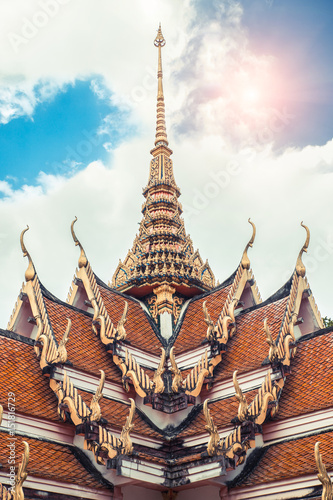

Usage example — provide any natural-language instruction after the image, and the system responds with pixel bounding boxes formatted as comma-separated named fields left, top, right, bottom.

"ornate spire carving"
left=264, top=318, right=279, bottom=363
left=20, top=226, right=36, bottom=282
left=241, top=219, right=256, bottom=270
left=116, top=301, right=128, bottom=341
left=296, top=221, right=310, bottom=277
left=170, top=346, right=183, bottom=393
left=111, top=26, right=215, bottom=303
left=203, top=300, right=217, bottom=341
left=153, top=348, right=166, bottom=393
left=233, top=370, right=248, bottom=422
left=71, top=216, right=88, bottom=269
left=153, top=23, right=168, bottom=148
left=120, top=398, right=136, bottom=455
left=203, top=399, right=220, bottom=456
left=315, top=442, right=333, bottom=500
left=90, top=370, right=105, bottom=422
left=14, top=441, right=30, bottom=500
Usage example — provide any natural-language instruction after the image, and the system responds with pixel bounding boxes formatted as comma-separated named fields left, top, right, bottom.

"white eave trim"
left=116, top=344, right=161, bottom=370
left=119, top=457, right=225, bottom=486
left=263, top=407, right=333, bottom=445
left=0, top=411, right=163, bottom=450
left=53, top=366, right=128, bottom=403
left=228, top=473, right=324, bottom=500
left=1, top=411, right=74, bottom=444
left=0, top=472, right=113, bottom=500
left=172, top=345, right=209, bottom=370
left=207, top=367, right=280, bottom=402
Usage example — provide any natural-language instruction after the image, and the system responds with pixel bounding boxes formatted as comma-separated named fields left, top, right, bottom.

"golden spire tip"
left=20, top=225, right=36, bottom=282
left=71, top=217, right=88, bottom=268
left=296, top=221, right=310, bottom=277
left=241, top=218, right=256, bottom=270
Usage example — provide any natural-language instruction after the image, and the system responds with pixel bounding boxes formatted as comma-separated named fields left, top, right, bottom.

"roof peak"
left=152, top=24, right=169, bottom=150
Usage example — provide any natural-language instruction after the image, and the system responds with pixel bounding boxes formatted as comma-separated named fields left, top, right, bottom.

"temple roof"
left=1, top=27, right=332, bottom=500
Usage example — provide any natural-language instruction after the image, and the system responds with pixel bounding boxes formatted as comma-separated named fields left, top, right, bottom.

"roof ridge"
left=237, top=276, right=293, bottom=317
left=186, top=269, right=238, bottom=304
left=296, top=326, right=333, bottom=344
left=40, top=282, right=94, bottom=319
left=0, top=328, right=35, bottom=345
left=95, top=273, right=162, bottom=339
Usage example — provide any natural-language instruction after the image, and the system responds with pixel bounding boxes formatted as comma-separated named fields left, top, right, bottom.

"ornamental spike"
left=20, top=226, right=36, bottom=282
left=241, top=219, right=256, bottom=270
left=296, top=221, right=310, bottom=277
left=153, top=24, right=168, bottom=147
left=71, top=217, right=88, bottom=268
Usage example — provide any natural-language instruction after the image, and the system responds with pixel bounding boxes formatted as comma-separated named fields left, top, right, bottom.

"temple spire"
left=154, top=24, right=168, bottom=147
left=112, top=27, right=215, bottom=301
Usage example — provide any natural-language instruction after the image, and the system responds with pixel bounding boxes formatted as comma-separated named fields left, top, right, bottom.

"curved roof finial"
left=71, top=217, right=88, bottom=268
left=241, top=218, right=256, bottom=270
left=296, top=221, right=310, bottom=277
left=20, top=226, right=36, bottom=282
left=153, top=24, right=168, bottom=148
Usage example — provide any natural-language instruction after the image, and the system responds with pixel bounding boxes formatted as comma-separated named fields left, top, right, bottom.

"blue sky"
left=0, top=1, right=332, bottom=188
left=0, top=79, right=131, bottom=190
left=0, top=0, right=332, bottom=325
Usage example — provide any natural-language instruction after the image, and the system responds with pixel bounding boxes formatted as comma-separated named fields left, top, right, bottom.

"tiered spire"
left=154, top=23, right=168, bottom=148
left=112, top=26, right=215, bottom=308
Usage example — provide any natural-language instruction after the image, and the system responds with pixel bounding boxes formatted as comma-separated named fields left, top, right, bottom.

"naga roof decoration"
left=315, top=442, right=333, bottom=500
left=1, top=25, right=332, bottom=500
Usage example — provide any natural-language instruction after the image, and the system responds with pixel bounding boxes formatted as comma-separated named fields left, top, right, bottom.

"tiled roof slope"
left=97, top=279, right=162, bottom=355
left=275, top=328, right=333, bottom=420
left=42, top=293, right=122, bottom=383
left=0, top=432, right=112, bottom=491
left=214, top=296, right=289, bottom=381
left=173, top=282, right=234, bottom=353
left=178, top=389, right=259, bottom=439
left=239, top=430, right=333, bottom=487
left=0, top=333, right=59, bottom=422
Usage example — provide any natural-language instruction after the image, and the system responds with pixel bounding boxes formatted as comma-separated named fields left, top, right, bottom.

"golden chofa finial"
left=154, top=23, right=166, bottom=47
left=20, top=226, right=36, bottom=282
left=314, top=442, right=333, bottom=500
left=241, top=219, right=256, bottom=270
left=71, top=217, right=88, bottom=268
left=153, top=24, right=168, bottom=147
left=296, top=221, right=310, bottom=278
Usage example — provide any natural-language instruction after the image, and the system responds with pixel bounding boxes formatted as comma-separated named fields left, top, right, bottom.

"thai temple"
left=1, top=25, right=333, bottom=500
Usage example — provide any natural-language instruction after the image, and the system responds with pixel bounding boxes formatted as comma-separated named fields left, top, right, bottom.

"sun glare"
left=243, top=88, right=260, bottom=103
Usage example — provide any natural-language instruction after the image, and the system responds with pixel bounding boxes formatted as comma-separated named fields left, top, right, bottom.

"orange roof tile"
left=178, top=389, right=259, bottom=439
left=97, top=282, right=163, bottom=355
left=0, top=432, right=112, bottom=490
left=275, top=330, right=333, bottom=420
left=239, top=431, right=333, bottom=486
left=214, top=297, right=289, bottom=381
left=174, top=284, right=234, bottom=354
left=43, top=296, right=122, bottom=383
left=0, top=334, right=60, bottom=422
